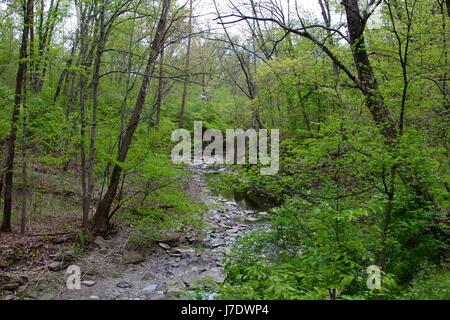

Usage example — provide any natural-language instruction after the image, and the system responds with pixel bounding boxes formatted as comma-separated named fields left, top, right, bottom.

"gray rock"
left=143, top=283, right=157, bottom=294
left=116, top=281, right=133, bottom=289
left=52, top=250, right=75, bottom=262
left=226, top=228, right=238, bottom=235
left=48, top=261, right=68, bottom=271
left=158, top=242, right=171, bottom=250
left=148, top=292, right=166, bottom=300
left=81, top=280, right=96, bottom=287
left=182, top=272, right=203, bottom=287
left=170, top=247, right=195, bottom=258
left=166, top=287, right=181, bottom=297
left=94, top=236, right=113, bottom=248
left=123, top=251, right=144, bottom=264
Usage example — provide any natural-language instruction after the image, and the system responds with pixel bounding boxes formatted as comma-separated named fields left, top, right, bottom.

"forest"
left=0, top=0, right=448, bottom=301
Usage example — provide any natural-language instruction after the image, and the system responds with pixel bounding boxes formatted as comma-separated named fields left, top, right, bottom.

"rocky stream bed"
left=30, top=160, right=268, bottom=300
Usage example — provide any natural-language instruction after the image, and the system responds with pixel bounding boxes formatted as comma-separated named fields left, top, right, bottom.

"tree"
left=94, top=0, right=171, bottom=234
left=1, top=0, right=34, bottom=232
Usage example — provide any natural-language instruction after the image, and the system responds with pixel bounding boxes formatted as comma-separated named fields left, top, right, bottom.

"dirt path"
left=37, top=160, right=265, bottom=300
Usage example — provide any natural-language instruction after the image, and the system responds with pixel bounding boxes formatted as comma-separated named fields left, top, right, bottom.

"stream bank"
left=37, top=159, right=268, bottom=300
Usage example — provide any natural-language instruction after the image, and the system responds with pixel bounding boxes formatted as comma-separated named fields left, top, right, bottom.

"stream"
left=43, top=158, right=269, bottom=300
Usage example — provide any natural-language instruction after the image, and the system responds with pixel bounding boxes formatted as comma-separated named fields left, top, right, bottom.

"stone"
left=148, top=291, right=166, bottom=300
left=166, top=287, right=181, bottom=297
left=89, top=296, right=99, bottom=300
left=182, top=272, right=203, bottom=287
left=81, top=280, right=96, bottom=287
left=51, top=236, right=69, bottom=244
left=116, top=281, right=133, bottom=289
left=170, top=247, right=195, bottom=258
left=225, top=228, right=238, bottom=235
left=158, top=242, right=171, bottom=250
left=123, top=251, right=144, bottom=264
left=2, top=294, right=16, bottom=300
left=94, top=236, right=113, bottom=248
left=202, top=269, right=224, bottom=284
left=157, top=232, right=181, bottom=243
left=1, top=282, right=20, bottom=291
left=245, top=217, right=258, bottom=223
left=258, top=211, right=269, bottom=217
left=52, top=250, right=75, bottom=262
left=143, top=283, right=157, bottom=294
left=99, top=248, right=109, bottom=254
left=48, top=261, right=68, bottom=271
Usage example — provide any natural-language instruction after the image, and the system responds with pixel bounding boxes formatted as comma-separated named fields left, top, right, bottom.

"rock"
left=1, top=282, right=20, bottom=291
left=166, top=287, right=181, bottom=297
left=123, top=251, right=144, bottom=264
left=81, top=280, right=96, bottom=287
left=244, top=210, right=254, bottom=214
left=48, top=261, right=69, bottom=271
left=182, top=272, right=203, bottom=287
left=89, top=296, right=99, bottom=300
left=202, top=269, right=224, bottom=284
left=245, top=217, right=258, bottom=223
left=170, top=253, right=182, bottom=258
left=52, top=250, right=75, bottom=262
left=51, top=236, right=69, bottom=244
left=143, top=283, right=157, bottom=294
left=2, top=294, right=16, bottom=300
left=170, top=247, right=195, bottom=258
left=148, top=291, right=166, bottom=300
left=226, top=228, right=238, bottom=235
left=158, top=243, right=171, bottom=250
left=94, top=236, right=113, bottom=248
left=116, top=281, right=133, bottom=289
left=99, top=248, right=109, bottom=254
left=157, top=232, right=181, bottom=243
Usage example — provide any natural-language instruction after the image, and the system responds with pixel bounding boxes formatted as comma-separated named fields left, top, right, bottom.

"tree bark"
left=342, top=0, right=397, bottom=142
left=2, top=0, right=34, bottom=232
left=178, top=0, right=193, bottom=128
left=94, top=0, right=171, bottom=234
left=155, top=47, right=165, bottom=126
left=87, top=0, right=107, bottom=227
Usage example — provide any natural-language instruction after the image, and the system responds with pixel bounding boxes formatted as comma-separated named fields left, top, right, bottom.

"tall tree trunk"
left=94, top=0, right=171, bottom=234
left=155, top=47, right=165, bottom=126
left=0, top=138, right=8, bottom=206
left=2, top=0, right=33, bottom=233
left=20, top=58, right=29, bottom=235
left=178, top=0, right=193, bottom=128
left=343, top=0, right=397, bottom=142
left=87, top=0, right=107, bottom=226
left=78, top=1, right=92, bottom=229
